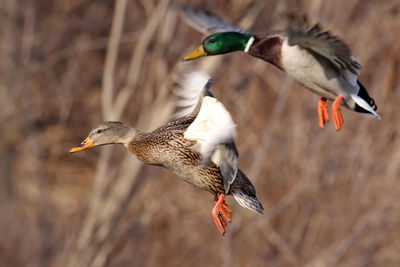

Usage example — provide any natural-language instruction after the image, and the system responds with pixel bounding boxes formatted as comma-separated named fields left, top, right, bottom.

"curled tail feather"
left=353, top=81, right=380, bottom=119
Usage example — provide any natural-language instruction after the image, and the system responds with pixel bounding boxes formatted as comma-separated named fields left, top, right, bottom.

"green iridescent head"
left=183, top=32, right=253, bottom=60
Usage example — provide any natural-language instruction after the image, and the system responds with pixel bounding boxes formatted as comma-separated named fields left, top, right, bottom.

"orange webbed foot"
left=212, top=194, right=232, bottom=235
left=318, top=97, right=330, bottom=128
left=332, top=95, right=344, bottom=131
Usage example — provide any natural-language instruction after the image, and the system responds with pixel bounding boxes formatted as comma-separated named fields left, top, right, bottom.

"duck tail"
left=232, top=169, right=263, bottom=215
left=232, top=191, right=264, bottom=215
left=352, top=81, right=381, bottom=119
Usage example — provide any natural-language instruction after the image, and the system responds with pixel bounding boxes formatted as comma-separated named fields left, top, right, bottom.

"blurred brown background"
left=1, top=0, right=399, bottom=266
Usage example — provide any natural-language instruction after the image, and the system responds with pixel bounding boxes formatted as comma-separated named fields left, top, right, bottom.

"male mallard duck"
left=70, top=71, right=263, bottom=235
left=181, top=9, right=380, bottom=131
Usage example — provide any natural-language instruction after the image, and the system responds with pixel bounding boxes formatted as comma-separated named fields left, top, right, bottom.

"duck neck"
left=117, top=126, right=139, bottom=147
left=229, top=33, right=254, bottom=52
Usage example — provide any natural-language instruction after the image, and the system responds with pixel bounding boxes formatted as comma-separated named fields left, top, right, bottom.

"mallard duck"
left=70, top=71, right=263, bottom=235
left=180, top=9, right=380, bottom=131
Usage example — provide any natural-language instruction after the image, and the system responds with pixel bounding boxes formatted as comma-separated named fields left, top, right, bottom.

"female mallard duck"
left=70, top=71, right=263, bottom=235
left=180, top=9, right=380, bottom=131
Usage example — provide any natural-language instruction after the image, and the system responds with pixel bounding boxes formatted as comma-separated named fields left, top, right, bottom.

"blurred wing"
left=287, top=15, right=361, bottom=85
left=173, top=70, right=213, bottom=119
left=178, top=6, right=249, bottom=34
left=184, top=96, right=238, bottom=193
left=213, top=142, right=239, bottom=194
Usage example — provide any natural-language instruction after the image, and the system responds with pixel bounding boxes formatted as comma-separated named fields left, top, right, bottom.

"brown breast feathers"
left=248, top=36, right=283, bottom=70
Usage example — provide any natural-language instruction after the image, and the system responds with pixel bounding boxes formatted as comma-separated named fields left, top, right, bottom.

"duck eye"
left=97, top=129, right=103, bottom=134
left=208, top=39, right=216, bottom=44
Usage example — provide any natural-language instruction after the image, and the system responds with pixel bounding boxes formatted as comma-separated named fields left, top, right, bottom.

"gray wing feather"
left=178, top=7, right=249, bottom=34
left=218, top=142, right=239, bottom=194
left=287, top=16, right=361, bottom=80
left=173, top=70, right=213, bottom=119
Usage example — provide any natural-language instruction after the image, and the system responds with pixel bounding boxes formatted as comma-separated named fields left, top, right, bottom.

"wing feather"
left=178, top=6, right=248, bottom=34
left=184, top=96, right=238, bottom=193
left=287, top=15, right=361, bottom=85
left=172, top=70, right=213, bottom=119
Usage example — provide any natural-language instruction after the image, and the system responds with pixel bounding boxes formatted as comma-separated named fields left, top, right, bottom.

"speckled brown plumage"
left=128, top=116, right=256, bottom=198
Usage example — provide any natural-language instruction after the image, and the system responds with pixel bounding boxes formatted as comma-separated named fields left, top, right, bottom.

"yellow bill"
left=70, top=136, right=94, bottom=153
left=183, top=45, right=207, bottom=61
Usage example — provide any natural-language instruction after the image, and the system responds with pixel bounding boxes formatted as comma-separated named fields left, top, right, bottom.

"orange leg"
left=212, top=194, right=232, bottom=235
left=318, top=97, right=330, bottom=128
left=332, top=95, right=344, bottom=131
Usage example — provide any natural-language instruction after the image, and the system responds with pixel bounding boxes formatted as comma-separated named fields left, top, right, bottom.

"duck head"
left=70, top=121, right=136, bottom=153
left=183, top=32, right=253, bottom=60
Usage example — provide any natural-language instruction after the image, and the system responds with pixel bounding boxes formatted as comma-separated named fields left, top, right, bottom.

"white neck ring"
left=244, top=36, right=255, bottom=53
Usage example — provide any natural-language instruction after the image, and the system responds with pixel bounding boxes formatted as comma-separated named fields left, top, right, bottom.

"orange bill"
left=69, top=136, right=94, bottom=153
left=183, top=45, right=207, bottom=61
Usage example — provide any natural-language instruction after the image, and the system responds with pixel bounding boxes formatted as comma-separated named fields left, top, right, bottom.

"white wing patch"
left=184, top=96, right=236, bottom=155
left=173, top=70, right=211, bottom=119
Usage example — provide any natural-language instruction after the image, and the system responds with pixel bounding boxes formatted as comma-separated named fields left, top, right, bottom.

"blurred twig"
left=101, top=0, right=127, bottom=120
left=304, top=200, right=390, bottom=267
left=248, top=77, right=292, bottom=182
left=66, top=1, right=172, bottom=266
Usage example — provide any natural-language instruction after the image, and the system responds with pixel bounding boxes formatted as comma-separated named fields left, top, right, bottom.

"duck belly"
left=281, top=40, right=357, bottom=101
left=164, top=159, right=224, bottom=194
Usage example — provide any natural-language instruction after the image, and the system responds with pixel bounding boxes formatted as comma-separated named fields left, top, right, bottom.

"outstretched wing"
left=173, top=69, right=213, bottom=119
left=178, top=6, right=249, bottom=34
left=184, top=96, right=238, bottom=194
left=286, top=15, right=361, bottom=85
